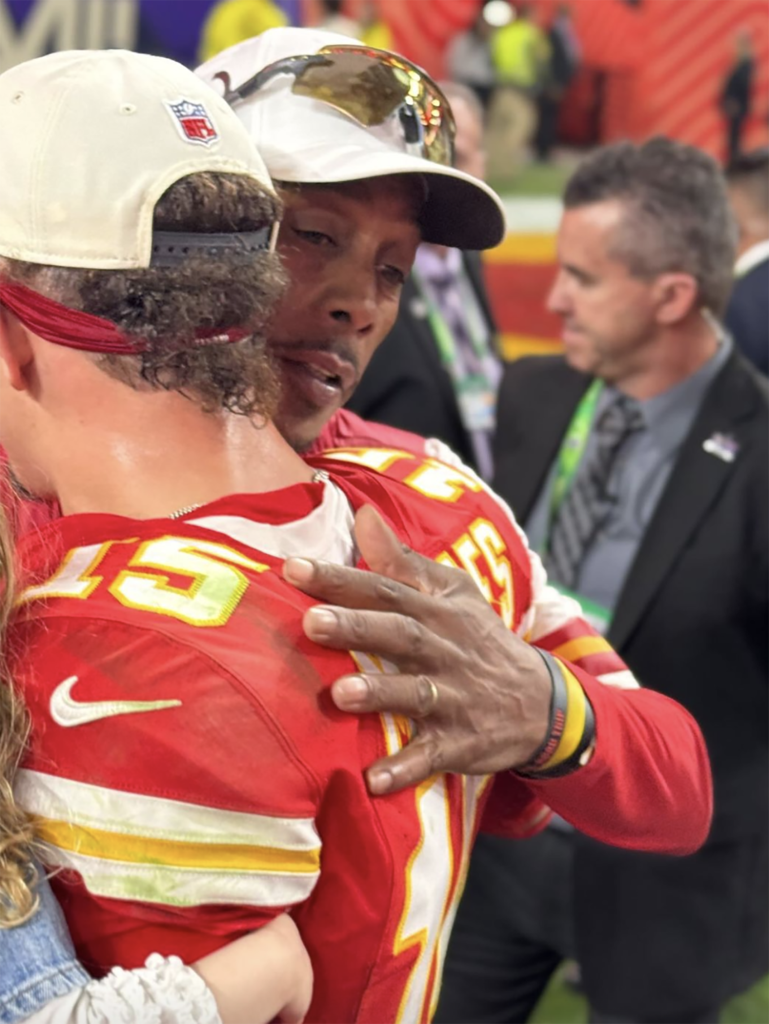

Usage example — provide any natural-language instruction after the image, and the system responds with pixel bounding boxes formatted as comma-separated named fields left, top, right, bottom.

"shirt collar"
left=600, top=323, right=732, bottom=455
left=734, top=238, right=769, bottom=278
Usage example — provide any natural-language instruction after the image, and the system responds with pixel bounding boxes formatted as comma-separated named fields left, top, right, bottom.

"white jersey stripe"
left=15, top=769, right=320, bottom=850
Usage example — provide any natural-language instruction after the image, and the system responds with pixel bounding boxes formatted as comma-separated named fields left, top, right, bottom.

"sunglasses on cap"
left=213, top=44, right=456, bottom=167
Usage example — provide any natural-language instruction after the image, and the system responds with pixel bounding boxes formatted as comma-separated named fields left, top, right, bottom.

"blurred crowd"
left=447, top=1, right=581, bottom=170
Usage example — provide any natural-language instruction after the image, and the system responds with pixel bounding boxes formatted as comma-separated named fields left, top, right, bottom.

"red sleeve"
left=524, top=666, right=713, bottom=854
left=478, top=772, right=552, bottom=839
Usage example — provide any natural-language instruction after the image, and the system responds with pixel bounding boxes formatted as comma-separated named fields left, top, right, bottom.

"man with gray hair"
left=441, top=136, right=768, bottom=1024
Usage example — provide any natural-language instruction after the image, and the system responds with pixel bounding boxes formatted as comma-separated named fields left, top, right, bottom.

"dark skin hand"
left=282, top=505, right=552, bottom=795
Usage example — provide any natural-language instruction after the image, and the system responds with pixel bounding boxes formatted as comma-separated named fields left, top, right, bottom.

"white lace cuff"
left=82, top=953, right=222, bottom=1024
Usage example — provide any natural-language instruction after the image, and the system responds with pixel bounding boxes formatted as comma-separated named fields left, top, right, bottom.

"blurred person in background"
left=719, top=30, right=756, bottom=165
left=198, top=0, right=287, bottom=64
left=534, top=3, right=580, bottom=163
left=725, top=146, right=769, bottom=375
left=446, top=2, right=497, bottom=112
left=315, top=0, right=362, bottom=40
left=359, top=1, right=394, bottom=51
left=438, top=136, right=768, bottom=1024
left=492, top=2, right=550, bottom=94
left=488, top=2, right=550, bottom=174
left=347, top=80, right=502, bottom=479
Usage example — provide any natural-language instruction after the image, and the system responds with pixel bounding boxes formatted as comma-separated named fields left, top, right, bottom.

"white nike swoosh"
left=50, top=676, right=182, bottom=728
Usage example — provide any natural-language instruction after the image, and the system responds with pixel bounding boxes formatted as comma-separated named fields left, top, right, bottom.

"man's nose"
left=546, top=270, right=570, bottom=314
left=323, top=265, right=377, bottom=336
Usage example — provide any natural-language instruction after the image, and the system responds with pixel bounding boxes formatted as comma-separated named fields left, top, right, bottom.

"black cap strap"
left=151, top=226, right=275, bottom=267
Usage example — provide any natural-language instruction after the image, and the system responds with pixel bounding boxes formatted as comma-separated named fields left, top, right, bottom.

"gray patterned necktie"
left=546, top=395, right=645, bottom=589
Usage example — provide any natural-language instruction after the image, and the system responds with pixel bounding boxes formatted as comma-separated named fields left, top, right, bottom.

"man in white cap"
left=3, top=46, right=711, bottom=1024
left=196, top=27, right=506, bottom=454
left=195, top=29, right=713, bottom=827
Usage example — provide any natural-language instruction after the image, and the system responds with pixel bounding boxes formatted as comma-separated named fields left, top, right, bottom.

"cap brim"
left=269, top=145, right=506, bottom=250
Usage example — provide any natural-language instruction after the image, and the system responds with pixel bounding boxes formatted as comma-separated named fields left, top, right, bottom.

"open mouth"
left=276, top=348, right=356, bottom=389
left=275, top=349, right=358, bottom=413
left=300, top=362, right=343, bottom=389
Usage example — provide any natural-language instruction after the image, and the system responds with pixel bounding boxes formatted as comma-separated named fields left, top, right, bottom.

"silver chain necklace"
left=167, top=469, right=330, bottom=520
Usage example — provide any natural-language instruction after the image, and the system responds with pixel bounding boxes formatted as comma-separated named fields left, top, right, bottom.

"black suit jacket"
left=725, top=257, right=769, bottom=375
left=346, top=251, right=497, bottom=473
left=493, top=353, right=769, bottom=1012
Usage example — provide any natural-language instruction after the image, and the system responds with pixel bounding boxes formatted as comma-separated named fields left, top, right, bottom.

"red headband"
left=0, top=282, right=248, bottom=354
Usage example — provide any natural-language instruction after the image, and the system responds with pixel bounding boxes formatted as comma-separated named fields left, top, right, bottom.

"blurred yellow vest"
left=361, top=20, right=394, bottom=52
left=492, top=19, right=550, bottom=89
left=199, top=0, right=288, bottom=63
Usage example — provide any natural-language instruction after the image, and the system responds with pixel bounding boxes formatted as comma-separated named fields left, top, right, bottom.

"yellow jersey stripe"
left=551, top=635, right=614, bottom=663
left=43, top=846, right=319, bottom=908
left=36, top=818, right=320, bottom=874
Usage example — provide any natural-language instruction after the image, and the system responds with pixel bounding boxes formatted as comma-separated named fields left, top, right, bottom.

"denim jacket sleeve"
left=0, top=869, right=89, bottom=1024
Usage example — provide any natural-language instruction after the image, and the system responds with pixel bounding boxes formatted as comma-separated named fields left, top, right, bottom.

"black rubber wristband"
left=530, top=693, right=596, bottom=778
left=516, top=648, right=570, bottom=775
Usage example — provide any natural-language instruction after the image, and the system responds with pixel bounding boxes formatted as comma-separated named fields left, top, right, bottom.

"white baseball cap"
left=196, top=27, right=507, bottom=250
left=0, top=49, right=276, bottom=271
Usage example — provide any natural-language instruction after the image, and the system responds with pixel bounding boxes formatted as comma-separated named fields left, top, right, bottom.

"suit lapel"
left=494, top=361, right=590, bottom=521
left=609, top=354, right=759, bottom=650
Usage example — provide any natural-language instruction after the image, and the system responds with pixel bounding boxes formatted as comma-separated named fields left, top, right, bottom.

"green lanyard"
left=548, top=379, right=604, bottom=527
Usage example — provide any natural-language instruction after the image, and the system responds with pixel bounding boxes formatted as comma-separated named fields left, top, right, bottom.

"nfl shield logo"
left=167, top=99, right=219, bottom=146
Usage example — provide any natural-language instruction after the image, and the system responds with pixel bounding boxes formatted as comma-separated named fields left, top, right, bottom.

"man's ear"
left=652, top=272, right=699, bottom=326
left=0, top=308, right=34, bottom=391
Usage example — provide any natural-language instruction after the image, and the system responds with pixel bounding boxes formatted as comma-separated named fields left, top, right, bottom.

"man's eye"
left=294, top=228, right=334, bottom=246
left=381, top=265, right=406, bottom=287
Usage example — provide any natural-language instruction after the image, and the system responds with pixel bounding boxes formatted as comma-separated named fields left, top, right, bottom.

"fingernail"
left=367, top=768, right=394, bottom=795
left=305, top=607, right=337, bottom=638
left=333, top=675, right=369, bottom=705
left=284, top=557, right=314, bottom=585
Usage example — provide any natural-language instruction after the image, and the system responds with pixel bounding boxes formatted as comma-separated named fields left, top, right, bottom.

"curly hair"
left=0, top=510, right=38, bottom=929
left=564, top=137, right=736, bottom=317
left=0, top=173, right=287, bottom=417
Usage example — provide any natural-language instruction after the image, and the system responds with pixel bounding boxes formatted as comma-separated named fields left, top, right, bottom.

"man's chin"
left=275, top=407, right=336, bottom=455
left=563, top=341, right=598, bottom=376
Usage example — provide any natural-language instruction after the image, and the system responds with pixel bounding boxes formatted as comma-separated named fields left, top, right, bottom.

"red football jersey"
left=12, top=447, right=711, bottom=1023
left=12, top=451, right=547, bottom=1023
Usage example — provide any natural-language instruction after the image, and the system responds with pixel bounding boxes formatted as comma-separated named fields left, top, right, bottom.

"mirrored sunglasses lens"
left=292, top=55, right=409, bottom=125
left=290, top=51, right=453, bottom=165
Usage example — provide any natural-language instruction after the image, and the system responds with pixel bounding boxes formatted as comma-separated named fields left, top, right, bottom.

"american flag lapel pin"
left=702, top=432, right=740, bottom=463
